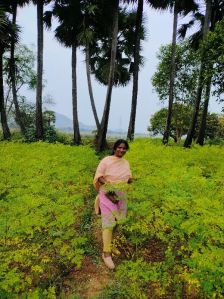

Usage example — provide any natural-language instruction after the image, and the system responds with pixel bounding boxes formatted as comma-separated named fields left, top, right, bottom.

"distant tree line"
left=0, top=0, right=223, bottom=150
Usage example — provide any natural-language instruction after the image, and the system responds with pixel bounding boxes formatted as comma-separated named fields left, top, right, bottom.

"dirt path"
left=74, top=257, right=110, bottom=299
left=61, top=214, right=111, bottom=299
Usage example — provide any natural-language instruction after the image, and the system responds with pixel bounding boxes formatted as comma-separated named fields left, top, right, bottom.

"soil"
left=60, top=214, right=111, bottom=299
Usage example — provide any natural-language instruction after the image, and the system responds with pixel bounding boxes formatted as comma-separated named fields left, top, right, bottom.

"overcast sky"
left=17, top=3, right=221, bottom=133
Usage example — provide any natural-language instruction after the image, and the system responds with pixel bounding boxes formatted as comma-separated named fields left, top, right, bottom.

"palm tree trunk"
left=36, top=0, right=44, bottom=140
left=96, top=0, right=119, bottom=151
left=163, top=4, right=178, bottom=145
left=10, top=3, right=26, bottom=135
left=72, top=43, right=81, bottom=145
left=184, top=0, right=212, bottom=148
left=85, top=43, right=100, bottom=132
left=196, top=75, right=212, bottom=145
left=0, top=50, right=11, bottom=139
left=127, top=0, right=143, bottom=141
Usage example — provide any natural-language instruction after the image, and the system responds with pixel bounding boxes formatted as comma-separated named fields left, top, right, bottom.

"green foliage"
left=152, top=41, right=200, bottom=104
left=103, top=182, right=131, bottom=201
left=1, top=139, right=224, bottom=298
left=107, top=139, right=224, bottom=298
left=4, top=44, right=37, bottom=92
left=23, top=110, right=57, bottom=143
left=201, top=18, right=224, bottom=103
left=0, top=142, right=98, bottom=297
left=148, top=103, right=192, bottom=141
left=149, top=105, right=224, bottom=142
left=89, top=8, right=145, bottom=87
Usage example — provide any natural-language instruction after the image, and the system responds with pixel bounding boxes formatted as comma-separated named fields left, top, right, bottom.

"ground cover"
left=99, top=139, right=224, bottom=298
left=0, top=142, right=98, bottom=298
left=0, top=139, right=223, bottom=298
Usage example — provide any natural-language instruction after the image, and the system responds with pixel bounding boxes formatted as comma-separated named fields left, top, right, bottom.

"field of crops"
left=0, top=139, right=223, bottom=298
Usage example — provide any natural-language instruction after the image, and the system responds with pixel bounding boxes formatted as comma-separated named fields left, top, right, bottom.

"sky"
left=17, top=2, right=221, bottom=133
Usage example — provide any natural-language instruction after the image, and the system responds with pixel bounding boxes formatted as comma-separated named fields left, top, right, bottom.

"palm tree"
left=124, top=0, right=172, bottom=142
left=96, top=0, right=119, bottom=151
left=184, top=0, right=212, bottom=147
left=80, top=3, right=101, bottom=132
left=0, top=8, right=19, bottom=139
left=159, top=0, right=198, bottom=145
left=196, top=0, right=224, bottom=145
left=85, top=4, right=145, bottom=139
left=32, top=0, right=51, bottom=140
left=92, top=2, right=145, bottom=150
left=179, top=0, right=224, bottom=146
left=35, top=0, right=44, bottom=140
left=126, top=0, right=144, bottom=141
left=85, top=42, right=100, bottom=132
left=44, top=0, right=83, bottom=145
left=8, top=0, right=29, bottom=135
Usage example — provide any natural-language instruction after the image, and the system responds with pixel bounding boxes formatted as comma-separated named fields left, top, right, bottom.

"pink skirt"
left=99, top=191, right=127, bottom=229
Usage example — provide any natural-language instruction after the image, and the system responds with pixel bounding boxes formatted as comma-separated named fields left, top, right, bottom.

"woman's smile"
left=114, top=143, right=127, bottom=157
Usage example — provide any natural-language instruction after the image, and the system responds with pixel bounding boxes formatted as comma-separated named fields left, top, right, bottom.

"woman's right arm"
left=93, top=158, right=107, bottom=191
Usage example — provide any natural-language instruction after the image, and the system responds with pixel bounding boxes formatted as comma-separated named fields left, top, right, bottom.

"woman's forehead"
left=117, top=143, right=126, bottom=148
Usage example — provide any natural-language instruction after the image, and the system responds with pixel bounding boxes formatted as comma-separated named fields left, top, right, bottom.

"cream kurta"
left=93, top=155, right=132, bottom=191
left=94, top=155, right=132, bottom=230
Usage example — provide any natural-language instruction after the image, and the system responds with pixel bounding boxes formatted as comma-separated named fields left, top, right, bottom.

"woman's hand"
left=106, top=191, right=118, bottom=204
left=98, top=176, right=106, bottom=185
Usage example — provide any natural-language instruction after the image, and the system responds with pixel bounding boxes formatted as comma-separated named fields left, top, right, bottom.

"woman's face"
left=114, top=143, right=127, bottom=158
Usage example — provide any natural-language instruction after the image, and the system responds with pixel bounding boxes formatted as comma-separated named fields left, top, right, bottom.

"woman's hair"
left=112, top=139, right=129, bottom=154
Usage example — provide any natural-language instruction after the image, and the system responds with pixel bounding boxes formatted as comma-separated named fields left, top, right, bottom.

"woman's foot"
left=102, top=252, right=115, bottom=269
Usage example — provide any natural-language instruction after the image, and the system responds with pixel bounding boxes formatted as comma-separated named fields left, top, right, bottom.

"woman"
left=93, top=139, right=132, bottom=269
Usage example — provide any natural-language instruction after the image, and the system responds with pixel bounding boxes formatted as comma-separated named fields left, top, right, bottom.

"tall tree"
left=44, top=0, right=83, bottom=145
left=35, top=0, right=44, bottom=140
left=127, top=0, right=144, bottom=141
left=179, top=0, right=224, bottom=146
left=85, top=42, right=100, bottom=131
left=96, top=0, right=119, bottom=151
left=162, top=1, right=178, bottom=145
left=126, top=0, right=178, bottom=142
left=184, top=0, right=212, bottom=147
left=162, top=0, right=198, bottom=145
left=0, top=7, right=18, bottom=139
left=8, top=0, right=29, bottom=135
left=81, top=3, right=101, bottom=131
left=196, top=0, right=224, bottom=145
left=88, top=5, right=145, bottom=138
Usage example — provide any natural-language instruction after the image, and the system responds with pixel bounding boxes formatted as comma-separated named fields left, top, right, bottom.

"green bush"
left=0, top=142, right=98, bottom=297
left=112, top=139, right=224, bottom=298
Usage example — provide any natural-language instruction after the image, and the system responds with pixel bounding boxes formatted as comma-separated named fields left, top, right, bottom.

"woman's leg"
left=102, top=228, right=115, bottom=269
left=102, top=228, right=113, bottom=253
left=99, top=191, right=117, bottom=269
